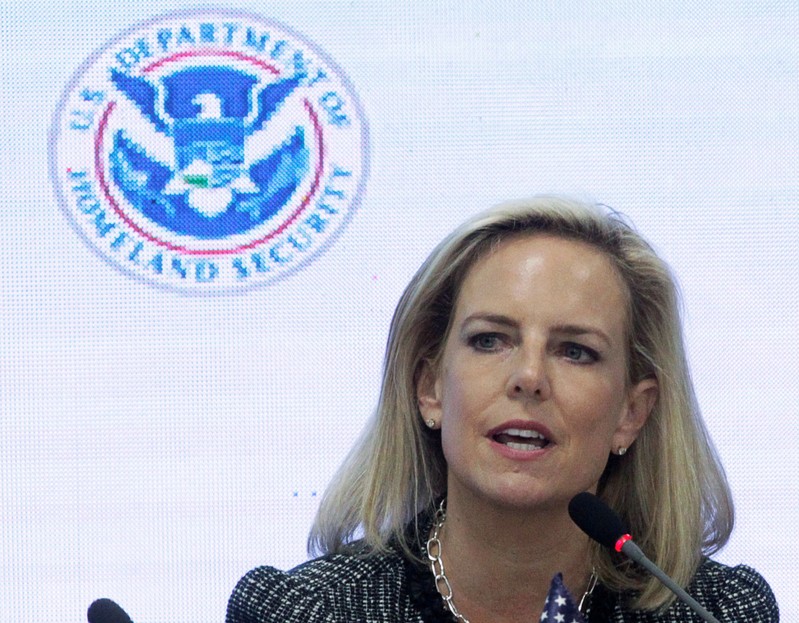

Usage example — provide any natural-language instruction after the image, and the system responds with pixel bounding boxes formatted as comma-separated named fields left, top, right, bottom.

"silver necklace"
left=426, top=499, right=598, bottom=623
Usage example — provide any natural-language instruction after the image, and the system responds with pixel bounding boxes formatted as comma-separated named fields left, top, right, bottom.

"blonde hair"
left=308, top=196, right=733, bottom=610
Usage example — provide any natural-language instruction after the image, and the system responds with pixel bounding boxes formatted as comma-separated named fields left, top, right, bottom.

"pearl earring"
left=617, top=446, right=627, bottom=456
left=426, top=419, right=437, bottom=429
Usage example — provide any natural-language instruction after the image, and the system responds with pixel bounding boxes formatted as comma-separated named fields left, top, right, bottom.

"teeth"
left=502, top=428, right=546, bottom=440
left=505, top=442, right=540, bottom=452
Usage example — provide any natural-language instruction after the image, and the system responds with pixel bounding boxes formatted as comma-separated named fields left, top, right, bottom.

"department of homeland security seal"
left=50, top=10, right=368, bottom=293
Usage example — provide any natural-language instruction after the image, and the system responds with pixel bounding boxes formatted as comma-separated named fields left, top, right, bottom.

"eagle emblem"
left=109, top=65, right=309, bottom=238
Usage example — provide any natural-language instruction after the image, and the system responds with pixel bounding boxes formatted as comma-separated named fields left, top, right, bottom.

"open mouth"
left=492, top=428, right=550, bottom=452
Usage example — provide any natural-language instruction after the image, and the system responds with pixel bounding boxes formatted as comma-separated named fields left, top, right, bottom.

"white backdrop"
left=0, top=1, right=796, bottom=621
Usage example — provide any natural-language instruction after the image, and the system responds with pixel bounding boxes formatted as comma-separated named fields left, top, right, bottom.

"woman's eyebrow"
left=550, top=323, right=612, bottom=346
left=460, top=316, right=614, bottom=347
left=461, top=313, right=519, bottom=328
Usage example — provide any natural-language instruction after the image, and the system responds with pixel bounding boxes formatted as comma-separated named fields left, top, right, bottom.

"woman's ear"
left=416, top=360, right=442, bottom=426
left=614, top=377, right=658, bottom=449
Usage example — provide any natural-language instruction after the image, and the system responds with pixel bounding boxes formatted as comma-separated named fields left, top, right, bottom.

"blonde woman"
left=227, top=197, right=778, bottom=622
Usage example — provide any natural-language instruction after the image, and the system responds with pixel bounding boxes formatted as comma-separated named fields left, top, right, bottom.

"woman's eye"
left=469, top=333, right=502, bottom=351
left=563, top=342, right=598, bottom=363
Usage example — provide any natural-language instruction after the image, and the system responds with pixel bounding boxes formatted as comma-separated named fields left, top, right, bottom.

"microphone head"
left=87, top=598, right=133, bottom=623
left=568, top=491, right=630, bottom=549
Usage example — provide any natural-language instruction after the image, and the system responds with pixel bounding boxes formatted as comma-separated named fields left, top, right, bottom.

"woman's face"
left=417, top=234, right=657, bottom=511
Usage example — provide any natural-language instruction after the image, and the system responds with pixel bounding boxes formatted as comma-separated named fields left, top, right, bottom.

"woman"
left=227, top=196, right=778, bottom=622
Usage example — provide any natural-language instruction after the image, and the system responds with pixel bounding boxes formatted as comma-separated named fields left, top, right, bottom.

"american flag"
left=539, top=573, right=587, bottom=623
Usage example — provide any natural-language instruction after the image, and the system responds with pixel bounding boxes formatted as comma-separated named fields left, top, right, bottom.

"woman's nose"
left=505, top=346, right=552, bottom=401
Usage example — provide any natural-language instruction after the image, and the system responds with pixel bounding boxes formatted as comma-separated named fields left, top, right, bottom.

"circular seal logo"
left=50, top=10, right=368, bottom=293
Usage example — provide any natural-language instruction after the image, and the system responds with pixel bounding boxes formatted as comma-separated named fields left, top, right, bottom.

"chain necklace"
left=426, top=499, right=598, bottom=623
left=426, top=500, right=470, bottom=622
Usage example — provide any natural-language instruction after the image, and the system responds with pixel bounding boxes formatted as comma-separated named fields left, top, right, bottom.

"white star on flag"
left=538, top=573, right=587, bottom=623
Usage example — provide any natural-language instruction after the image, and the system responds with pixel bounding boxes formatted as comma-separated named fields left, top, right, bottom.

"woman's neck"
left=432, top=493, right=594, bottom=623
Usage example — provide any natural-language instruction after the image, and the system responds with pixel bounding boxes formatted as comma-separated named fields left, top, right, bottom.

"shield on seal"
left=162, top=68, right=261, bottom=217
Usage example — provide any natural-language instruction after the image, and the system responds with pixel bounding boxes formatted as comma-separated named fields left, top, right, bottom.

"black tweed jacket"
left=227, top=530, right=778, bottom=622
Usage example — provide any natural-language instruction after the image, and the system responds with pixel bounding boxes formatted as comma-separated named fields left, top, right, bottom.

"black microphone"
left=87, top=598, right=134, bottom=623
left=568, top=492, right=721, bottom=623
